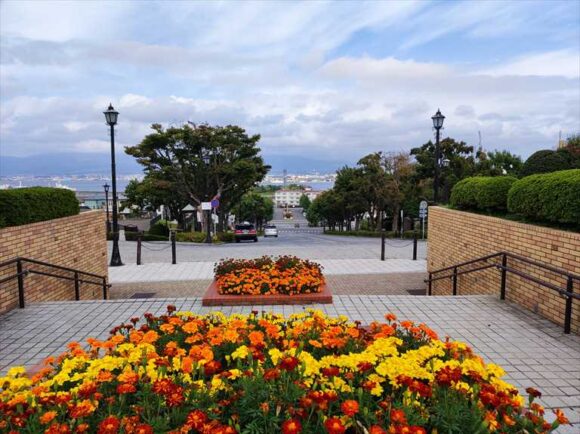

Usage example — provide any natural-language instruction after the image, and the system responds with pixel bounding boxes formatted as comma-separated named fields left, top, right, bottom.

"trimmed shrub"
left=148, top=222, right=170, bottom=237
left=175, top=231, right=207, bottom=243
left=520, top=150, right=570, bottom=177
left=450, top=176, right=516, bottom=211
left=216, top=232, right=235, bottom=243
left=0, top=187, right=79, bottom=228
left=124, top=232, right=168, bottom=242
left=507, top=169, right=580, bottom=225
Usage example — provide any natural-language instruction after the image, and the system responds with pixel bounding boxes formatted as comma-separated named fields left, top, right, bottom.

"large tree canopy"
left=125, top=123, right=270, bottom=229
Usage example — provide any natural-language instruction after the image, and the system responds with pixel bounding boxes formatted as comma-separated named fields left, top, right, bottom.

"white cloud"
left=477, top=49, right=580, bottom=79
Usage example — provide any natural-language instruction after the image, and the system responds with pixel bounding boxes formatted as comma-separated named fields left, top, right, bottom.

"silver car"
left=264, top=225, right=278, bottom=237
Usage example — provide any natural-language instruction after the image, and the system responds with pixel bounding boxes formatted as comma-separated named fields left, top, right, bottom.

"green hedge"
left=149, top=222, right=170, bottom=237
left=176, top=232, right=207, bottom=243
left=124, top=232, right=168, bottom=242
left=324, top=230, right=424, bottom=239
left=507, top=169, right=580, bottom=225
left=450, top=176, right=517, bottom=211
left=0, top=187, right=79, bottom=228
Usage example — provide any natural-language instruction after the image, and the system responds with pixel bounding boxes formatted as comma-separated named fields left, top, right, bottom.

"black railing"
left=426, top=252, right=580, bottom=334
left=0, top=257, right=109, bottom=309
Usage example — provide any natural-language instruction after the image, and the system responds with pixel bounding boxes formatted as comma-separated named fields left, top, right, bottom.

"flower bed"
left=214, top=256, right=324, bottom=296
left=0, top=308, right=568, bottom=433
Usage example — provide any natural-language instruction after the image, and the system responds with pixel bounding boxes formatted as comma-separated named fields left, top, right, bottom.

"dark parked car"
left=234, top=223, right=258, bottom=242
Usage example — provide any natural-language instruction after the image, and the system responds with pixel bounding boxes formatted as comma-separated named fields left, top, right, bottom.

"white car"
left=264, top=225, right=278, bottom=237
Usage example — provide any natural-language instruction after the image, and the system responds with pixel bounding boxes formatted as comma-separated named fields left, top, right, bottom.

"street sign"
left=419, top=209, right=427, bottom=218
left=211, top=198, right=220, bottom=208
left=201, top=202, right=212, bottom=211
left=419, top=200, right=428, bottom=210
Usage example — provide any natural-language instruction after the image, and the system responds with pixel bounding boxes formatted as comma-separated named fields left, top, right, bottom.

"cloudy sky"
left=1, top=0, right=579, bottom=173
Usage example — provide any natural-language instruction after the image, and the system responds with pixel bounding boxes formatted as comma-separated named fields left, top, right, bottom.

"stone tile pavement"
left=109, top=272, right=427, bottom=299
left=0, top=295, right=578, bottom=431
left=108, top=259, right=427, bottom=283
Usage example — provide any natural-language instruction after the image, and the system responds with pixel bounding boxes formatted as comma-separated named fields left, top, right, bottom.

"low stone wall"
left=0, top=211, right=108, bottom=314
left=428, top=207, right=580, bottom=334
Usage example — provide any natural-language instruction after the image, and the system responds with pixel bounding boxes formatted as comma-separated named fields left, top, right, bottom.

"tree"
left=299, top=194, right=311, bottom=211
left=125, top=123, right=270, bottom=231
left=237, top=192, right=274, bottom=230
left=411, top=138, right=475, bottom=203
left=122, top=177, right=189, bottom=223
left=475, top=150, right=523, bottom=176
left=520, top=150, right=570, bottom=177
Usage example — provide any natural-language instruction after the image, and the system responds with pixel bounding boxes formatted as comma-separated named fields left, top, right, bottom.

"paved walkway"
left=0, top=295, right=578, bottom=431
left=109, top=272, right=427, bottom=299
left=109, top=259, right=426, bottom=283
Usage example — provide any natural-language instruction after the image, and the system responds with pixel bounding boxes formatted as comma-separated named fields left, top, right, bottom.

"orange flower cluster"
left=215, top=256, right=324, bottom=296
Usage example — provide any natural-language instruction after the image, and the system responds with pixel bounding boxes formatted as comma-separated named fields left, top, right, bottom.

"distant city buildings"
left=274, top=189, right=321, bottom=207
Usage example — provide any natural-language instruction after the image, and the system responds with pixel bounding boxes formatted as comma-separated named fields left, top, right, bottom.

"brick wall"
left=427, top=207, right=580, bottom=334
left=0, top=211, right=108, bottom=314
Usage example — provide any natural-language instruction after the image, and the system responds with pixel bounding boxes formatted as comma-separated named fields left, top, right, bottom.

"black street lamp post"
left=431, top=109, right=445, bottom=203
left=103, top=183, right=111, bottom=233
left=203, top=153, right=212, bottom=244
left=104, top=104, right=123, bottom=266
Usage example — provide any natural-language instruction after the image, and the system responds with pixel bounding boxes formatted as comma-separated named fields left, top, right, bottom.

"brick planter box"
left=202, top=280, right=332, bottom=306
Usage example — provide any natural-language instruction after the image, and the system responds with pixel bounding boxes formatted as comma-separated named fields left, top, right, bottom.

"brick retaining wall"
left=0, top=211, right=108, bottom=314
left=427, top=207, right=580, bottom=334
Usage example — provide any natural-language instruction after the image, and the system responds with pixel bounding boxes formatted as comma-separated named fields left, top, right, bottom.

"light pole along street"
left=431, top=109, right=445, bottom=203
left=103, top=183, right=111, bottom=233
left=203, top=152, right=212, bottom=244
left=104, top=104, right=123, bottom=266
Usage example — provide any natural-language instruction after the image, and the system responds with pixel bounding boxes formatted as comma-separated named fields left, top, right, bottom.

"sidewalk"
left=108, top=259, right=427, bottom=283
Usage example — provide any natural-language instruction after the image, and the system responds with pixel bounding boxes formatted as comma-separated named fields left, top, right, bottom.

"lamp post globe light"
left=104, top=104, right=123, bottom=266
left=103, top=183, right=111, bottom=233
left=431, top=109, right=445, bottom=203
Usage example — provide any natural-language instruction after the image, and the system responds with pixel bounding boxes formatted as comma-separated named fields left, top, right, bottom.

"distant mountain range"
left=0, top=152, right=350, bottom=176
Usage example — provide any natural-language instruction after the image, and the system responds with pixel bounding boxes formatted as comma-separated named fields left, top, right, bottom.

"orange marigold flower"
left=390, top=409, right=407, bottom=425
left=554, top=409, right=569, bottom=425
left=39, top=411, right=57, bottom=425
left=98, top=416, right=120, bottom=434
left=45, top=423, right=71, bottom=434
left=186, top=410, right=208, bottom=429
left=369, top=426, right=387, bottom=434
left=117, top=383, right=136, bottom=394
left=134, top=424, right=154, bottom=434
left=340, top=399, right=359, bottom=417
left=324, top=417, right=346, bottom=434
left=281, top=418, right=302, bottom=434
left=525, top=387, right=542, bottom=398
left=76, top=423, right=90, bottom=433
left=384, top=313, right=397, bottom=322
left=503, top=414, right=516, bottom=426
left=280, top=356, right=300, bottom=371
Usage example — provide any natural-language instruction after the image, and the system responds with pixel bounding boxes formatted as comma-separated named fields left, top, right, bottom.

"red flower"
left=390, top=409, right=406, bottom=425
left=369, top=426, right=387, bottom=434
left=435, top=366, right=462, bottom=386
left=281, top=418, right=302, bottom=434
left=321, top=366, right=340, bottom=377
left=324, top=417, right=346, bottom=434
left=186, top=410, right=208, bottom=430
left=357, top=362, right=373, bottom=372
left=165, top=386, right=185, bottom=407
left=98, top=416, right=121, bottom=434
left=204, top=360, right=223, bottom=376
left=134, top=424, right=154, bottom=434
left=340, top=399, right=359, bottom=417
left=263, top=368, right=281, bottom=381
left=280, top=356, right=300, bottom=371
left=526, top=387, right=542, bottom=398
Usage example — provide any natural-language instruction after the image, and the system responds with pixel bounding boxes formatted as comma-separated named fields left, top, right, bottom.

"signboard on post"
left=211, top=198, right=220, bottom=209
left=419, top=201, right=428, bottom=239
left=201, top=202, right=212, bottom=211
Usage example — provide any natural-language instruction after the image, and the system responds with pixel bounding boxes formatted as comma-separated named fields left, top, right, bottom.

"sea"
left=0, top=176, right=334, bottom=193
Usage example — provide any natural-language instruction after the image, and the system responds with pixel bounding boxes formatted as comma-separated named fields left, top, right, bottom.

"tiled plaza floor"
left=109, top=272, right=427, bottom=299
left=0, top=295, right=578, bottom=430
left=108, top=259, right=427, bottom=283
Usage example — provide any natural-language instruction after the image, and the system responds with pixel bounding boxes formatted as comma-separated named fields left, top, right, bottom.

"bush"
left=0, top=187, right=79, bottom=228
left=148, top=221, right=170, bottom=237
left=216, top=231, right=235, bottom=243
left=507, top=169, right=580, bottom=225
left=124, top=232, right=168, bottom=242
left=175, top=231, right=207, bottom=243
left=520, top=150, right=571, bottom=177
left=450, top=176, right=516, bottom=211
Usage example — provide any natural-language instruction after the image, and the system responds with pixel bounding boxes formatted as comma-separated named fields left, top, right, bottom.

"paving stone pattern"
left=108, top=259, right=426, bottom=283
left=109, top=272, right=427, bottom=299
left=0, top=295, right=578, bottom=431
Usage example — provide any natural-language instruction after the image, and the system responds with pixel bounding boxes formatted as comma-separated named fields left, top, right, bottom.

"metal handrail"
left=0, top=257, right=109, bottom=309
left=425, top=251, right=578, bottom=334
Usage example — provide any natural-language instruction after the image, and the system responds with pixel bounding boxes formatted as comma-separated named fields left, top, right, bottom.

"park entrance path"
left=0, top=295, right=578, bottom=431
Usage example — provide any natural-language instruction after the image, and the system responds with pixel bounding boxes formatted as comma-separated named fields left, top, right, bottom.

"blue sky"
left=1, top=0, right=579, bottom=173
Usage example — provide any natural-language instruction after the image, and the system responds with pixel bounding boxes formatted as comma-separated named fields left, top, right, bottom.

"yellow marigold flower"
left=231, top=345, right=250, bottom=360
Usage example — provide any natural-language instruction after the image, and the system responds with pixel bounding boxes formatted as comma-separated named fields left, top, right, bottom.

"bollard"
left=137, top=232, right=142, bottom=265
left=74, top=271, right=80, bottom=301
left=171, top=231, right=177, bottom=265
left=380, top=229, right=386, bottom=261
left=412, top=231, right=418, bottom=261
